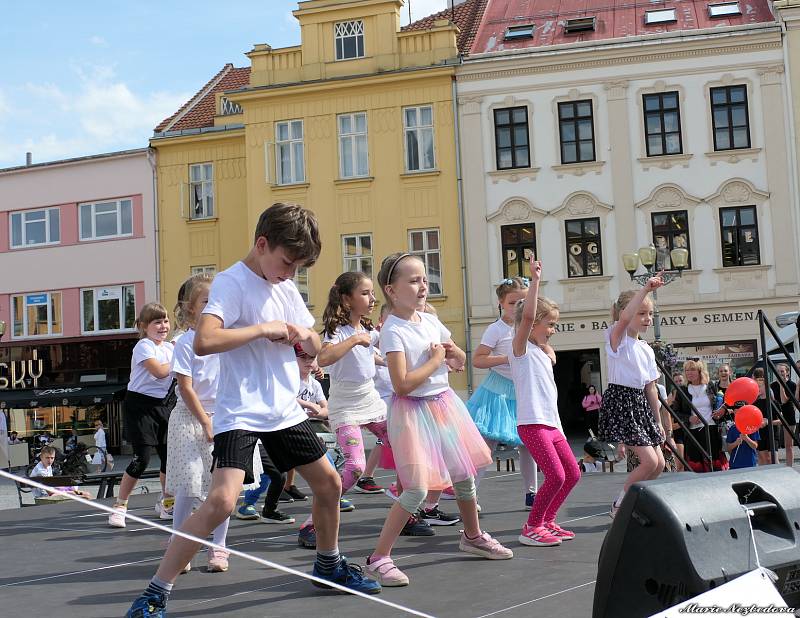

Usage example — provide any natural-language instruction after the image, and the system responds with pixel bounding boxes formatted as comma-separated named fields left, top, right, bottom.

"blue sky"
left=0, top=0, right=448, bottom=168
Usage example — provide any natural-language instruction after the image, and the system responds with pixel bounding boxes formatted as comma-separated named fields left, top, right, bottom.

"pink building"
left=0, top=149, right=158, bottom=455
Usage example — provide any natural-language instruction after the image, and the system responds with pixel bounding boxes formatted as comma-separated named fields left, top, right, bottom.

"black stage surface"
left=0, top=469, right=625, bottom=617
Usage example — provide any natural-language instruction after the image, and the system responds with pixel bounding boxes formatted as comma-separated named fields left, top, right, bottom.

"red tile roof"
left=470, top=0, right=775, bottom=54
left=402, top=0, right=489, bottom=54
left=154, top=64, right=250, bottom=133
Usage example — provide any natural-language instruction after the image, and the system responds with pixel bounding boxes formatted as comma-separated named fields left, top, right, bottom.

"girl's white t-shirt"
left=203, top=261, right=314, bottom=434
left=94, top=428, right=107, bottom=449
left=380, top=311, right=451, bottom=397
left=510, top=342, right=563, bottom=430
left=323, top=325, right=379, bottom=383
left=605, top=326, right=660, bottom=390
left=373, top=333, right=393, bottom=399
left=171, top=329, right=219, bottom=405
left=127, top=338, right=174, bottom=398
left=479, top=319, right=514, bottom=380
left=298, top=375, right=325, bottom=404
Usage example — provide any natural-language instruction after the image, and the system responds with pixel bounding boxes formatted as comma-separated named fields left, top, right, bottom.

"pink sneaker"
left=440, top=486, right=457, bottom=500
left=518, top=524, right=562, bottom=547
left=365, top=556, right=409, bottom=586
left=207, top=547, right=230, bottom=572
left=545, top=521, right=575, bottom=540
left=385, top=483, right=399, bottom=501
left=459, top=531, right=514, bottom=559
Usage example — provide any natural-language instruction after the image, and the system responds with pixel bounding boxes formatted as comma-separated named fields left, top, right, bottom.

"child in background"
left=166, top=273, right=232, bottom=573
left=727, top=411, right=759, bottom=469
left=93, top=419, right=113, bottom=472
left=467, top=277, right=538, bottom=510
left=110, top=303, right=176, bottom=529
left=30, top=445, right=94, bottom=499
left=598, top=277, right=666, bottom=518
left=510, top=259, right=579, bottom=547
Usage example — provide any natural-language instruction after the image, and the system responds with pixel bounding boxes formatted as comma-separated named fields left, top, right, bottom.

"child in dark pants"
left=235, top=442, right=292, bottom=523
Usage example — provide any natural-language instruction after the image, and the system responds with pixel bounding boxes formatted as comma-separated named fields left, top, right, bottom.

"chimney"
left=25, top=152, right=32, bottom=166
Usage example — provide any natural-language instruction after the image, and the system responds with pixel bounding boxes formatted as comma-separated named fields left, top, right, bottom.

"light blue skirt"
left=466, top=370, right=521, bottom=446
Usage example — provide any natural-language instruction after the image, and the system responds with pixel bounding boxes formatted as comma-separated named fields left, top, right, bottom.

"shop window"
left=189, top=163, right=214, bottom=219
left=493, top=106, right=530, bottom=170
left=565, top=218, right=603, bottom=277
left=342, top=234, right=373, bottom=277
left=338, top=112, right=369, bottom=179
left=190, top=265, right=216, bottom=276
left=558, top=100, right=595, bottom=164
left=710, top=85, right=751, bottom=151
left=11, top=291, right=62, bottom=338
left=404, top=106, right=435, bottom=172
left=409, top=228, right=442, bottom=296
left=719, top=206, right=760, bottom=266
left=652, top=211, right=691, bottom=269
left=501, top=223, right=536, bottom=279
left=10, top=207, right=60, bottom=248
left=335, top=20, right=365, bottom=61
left=643, top=92, right=682, bottom=156
left=79, top=199, right=133, bottom=241
left=296, top=267, right=310, bottom=304
left=275, top=120, right=305, bottom=185
left=81, top=285, right=136, bottom=334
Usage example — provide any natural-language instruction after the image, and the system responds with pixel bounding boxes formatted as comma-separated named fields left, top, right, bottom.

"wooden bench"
left=82, top=469, right=160, bottom=499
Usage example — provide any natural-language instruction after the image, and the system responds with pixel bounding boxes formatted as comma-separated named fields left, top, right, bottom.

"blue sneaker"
left=525, top=492, right=536, bottom=511
left=339, top=497, right=355, bottom=512
left=312, top=557, right=381, bottom=595
left=298, top=524, right=316, bottom=549
left=235, top=503, right=259, bottom=520
left=125, top=592, right=167, bottom=617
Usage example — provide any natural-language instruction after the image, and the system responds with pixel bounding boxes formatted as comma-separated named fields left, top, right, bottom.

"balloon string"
left=740, top=504, right=762, bottom=571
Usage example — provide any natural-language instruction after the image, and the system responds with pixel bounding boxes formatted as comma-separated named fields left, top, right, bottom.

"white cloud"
left=89, top=35, right=108, bottom=46
left=401, top=0, right=450, bottom=25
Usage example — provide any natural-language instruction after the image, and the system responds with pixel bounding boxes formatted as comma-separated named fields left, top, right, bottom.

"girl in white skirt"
left=165, top=273, right=231, bottom=573
left=317, top=271, right=389, bottom=499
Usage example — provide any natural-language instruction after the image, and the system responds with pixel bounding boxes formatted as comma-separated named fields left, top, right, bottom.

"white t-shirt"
left=298, top=375, right=325, bottom=404
left=202, top=261, right=314, bottom=434
left=171, top=329, right=219, bottom=405
left=510, top=342, right=562, bottom=430
left=479, top=319, right=514, bottom=380
left=127, top=338, right=174, bottom=398
left=323, top=325, right=379, bottom=383
left=94, top=428, right=107, bottom=449
left=605, top=326, right=659, bottom=390
left=30, top=461, right=52, bottom=498
left=380, top=312, right=451, bottom=397
left=688, top=384, right=714, bottom=429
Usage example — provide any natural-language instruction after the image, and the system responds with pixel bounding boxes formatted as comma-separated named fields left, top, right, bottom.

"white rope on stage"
left=0, top=469, right=435, bottom=618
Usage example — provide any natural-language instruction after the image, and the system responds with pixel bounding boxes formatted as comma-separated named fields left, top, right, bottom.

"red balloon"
left=724, top=377, right=759, bottom=407
left=735, top=404, right=764, bottom=435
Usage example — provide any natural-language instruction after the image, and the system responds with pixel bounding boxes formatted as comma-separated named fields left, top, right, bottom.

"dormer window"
left=220, top=96, right=242, bottom=116
left=645, top=9, right=677, bottom=24
left=564, top=16, right=596, bottom=33
left=708, top=1, right=741, bottom=17
left=504, top=24, right=534, bottom=40
left=335, top=20, right=365, bottom=61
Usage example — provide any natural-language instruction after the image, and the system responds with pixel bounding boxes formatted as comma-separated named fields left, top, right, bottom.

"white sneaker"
left=108, top=504, right=127, bottom=528
left=158, top=499, right=174, bottom=520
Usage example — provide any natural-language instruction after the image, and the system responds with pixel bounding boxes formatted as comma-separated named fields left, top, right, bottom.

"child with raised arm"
left=510, top=258, right=580, bottom=547
left=598, top=275, right=667, bottom=518
left=125, top=203, right=379, bottom=618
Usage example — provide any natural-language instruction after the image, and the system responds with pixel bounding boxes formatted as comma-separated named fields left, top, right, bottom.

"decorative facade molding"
left=486, top=197, right=547, bottom=222
left=704, top=178, right=770, bottom=206
left=635, top=184, right=702, bottom=211
left=551, top=191, right=613, bottom=217
left=487, top=168, right=541, bottom=184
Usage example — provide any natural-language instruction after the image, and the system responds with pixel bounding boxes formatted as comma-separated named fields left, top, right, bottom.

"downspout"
left=452, top=73, right=474, bottom=395
left=146, top=147, right=162, bottom=303
left=780, top=18, right=800, bottom=289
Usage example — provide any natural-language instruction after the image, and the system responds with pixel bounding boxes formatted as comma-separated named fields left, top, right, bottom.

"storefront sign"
left=0, top=350, right=43, bottom=390
left=555, top=311, right=757, bottom=334
left=25, top=294, right=48, bottom=305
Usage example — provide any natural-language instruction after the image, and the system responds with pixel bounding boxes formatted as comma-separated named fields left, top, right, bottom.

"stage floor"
left=0, top=468, right=625, bottom=617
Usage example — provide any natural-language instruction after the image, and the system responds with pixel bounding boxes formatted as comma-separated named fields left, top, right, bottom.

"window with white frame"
left=296, top=267, right=310, bottom=304
left=79, top=199, right=133, bottom=241
left=10, top=208, right=60, bottom=248
left=11, top=292, right=62, bottom=338
left=335, top=20, right=364, bottom=61
left=81, top=285, right=136, bottom=334
left=338, top=113, right=369, bottom=179
left=404, top=106, right=435, bottom=172
left=189, top=163, right=214, bottom=219
left=342, top=234, right=373, bottom=277
left=190, top=265, right=216, bottom=276
left=409, top=229, right=442, bottom=296
left=276, top=120, right=305, bottom=185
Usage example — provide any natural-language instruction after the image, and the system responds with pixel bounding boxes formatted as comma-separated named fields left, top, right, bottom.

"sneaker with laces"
left=365, top=556, right=409, bottom=586
left=235, top=503, right=259, bottom=520
left=422, top=504, right=460, bottom=526
left=279, top=489, right=295, bottom=503
left=284, top=484, right=308, bottom=501
left=339, top=497, right=355, bottom=512
left=545, top=521, right=575, bottom=540
left=354, top=476, right=385, bottom=494
left=440, top=486, right=457, bottom=500
left=108, top=503, right=127, bottom=528
left=298, top=524, right=316, bottom=549
left=157, top=499, right=174, bottom=520
left=207, top=547, right=230, bottom=572
left=311, top=557, right=382, bottom=595
left=400, top=512, right=435, bottom=536
left=518, top=524, right=562, bottom=547
left=385, top=483, right=399, bottom=501
left=460, top=531, right=514, bottom=559
left=261, top=509, right=296, bottom=524
left=125, top=591, right=167, bottom=618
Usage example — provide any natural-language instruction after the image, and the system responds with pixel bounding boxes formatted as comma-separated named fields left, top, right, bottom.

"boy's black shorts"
left=212, top=420, right=326, bottom=484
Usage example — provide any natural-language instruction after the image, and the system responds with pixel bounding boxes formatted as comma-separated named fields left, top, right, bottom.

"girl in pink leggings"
left=510, top=257, right=580, bottom=547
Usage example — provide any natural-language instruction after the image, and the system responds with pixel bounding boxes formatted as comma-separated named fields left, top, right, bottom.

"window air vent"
left=504, top=23, right=535, bottom=40
left=564, top=16, right=596, bottom=33
left=708, top=1, right=741, bottom=17
left=645, top=8, right=677, bottom=24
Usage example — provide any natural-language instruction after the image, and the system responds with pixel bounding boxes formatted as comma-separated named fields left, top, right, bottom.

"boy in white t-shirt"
left=30, top=446, right=93, bottom=499
left=125, top=203, right=380, bottom=618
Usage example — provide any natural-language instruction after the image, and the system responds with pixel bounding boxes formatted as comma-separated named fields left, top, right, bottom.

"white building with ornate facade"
left=456, top=0, right=800, bottom=426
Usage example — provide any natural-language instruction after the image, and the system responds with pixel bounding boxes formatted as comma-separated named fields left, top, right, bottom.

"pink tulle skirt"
left=388, top=389, right=492, bottom=491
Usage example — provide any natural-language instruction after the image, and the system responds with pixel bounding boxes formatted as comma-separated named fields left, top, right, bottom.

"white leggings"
left=172, top=495, right=230, bottom=548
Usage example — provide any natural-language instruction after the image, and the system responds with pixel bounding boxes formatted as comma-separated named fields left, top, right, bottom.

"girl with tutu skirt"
left=364, top=253, right=513, bottom=587
left=598, top=276, right=667, bottom=518
left=467, top=277, right=538, bottom=509
left=165, top=273, right=232, bottom=573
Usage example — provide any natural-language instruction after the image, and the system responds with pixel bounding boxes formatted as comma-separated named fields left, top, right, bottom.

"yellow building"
left=151, top=0, right=487, bottom=392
